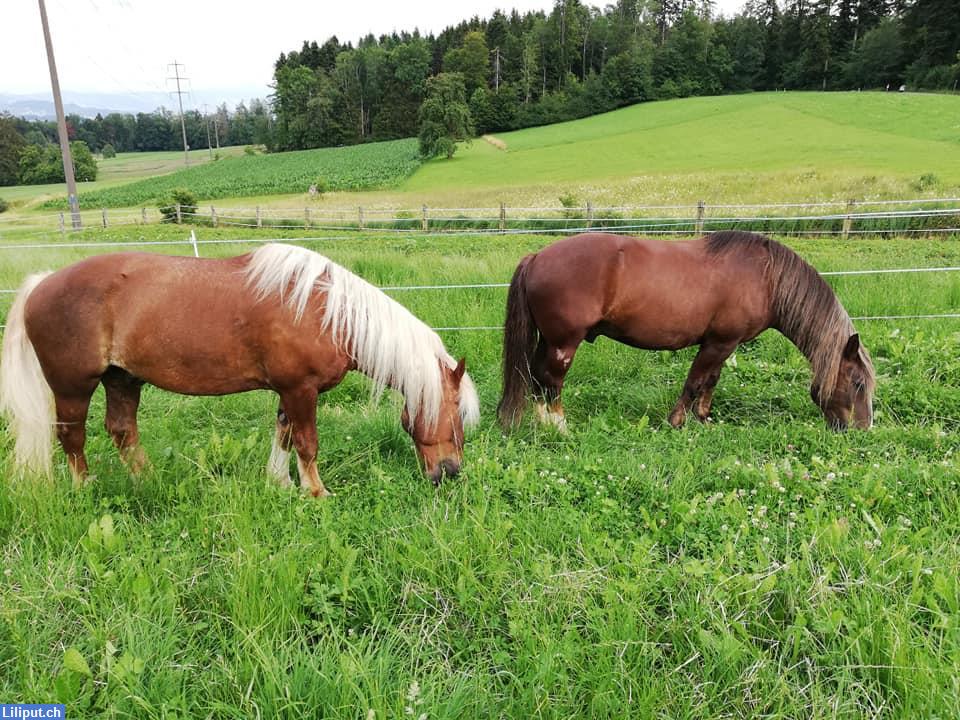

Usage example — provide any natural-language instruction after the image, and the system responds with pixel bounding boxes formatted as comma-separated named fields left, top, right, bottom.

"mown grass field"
left=1, top=224, right=959, bottom=717
left=401, top=91, right=960, bottom=207
left=0, top=148, right=246, bottom=209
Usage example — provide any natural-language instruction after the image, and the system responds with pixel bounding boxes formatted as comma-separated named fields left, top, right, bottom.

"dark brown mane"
left=706, top=231, right=873, bottom=402
left=705, top=229, right=774, bottom=257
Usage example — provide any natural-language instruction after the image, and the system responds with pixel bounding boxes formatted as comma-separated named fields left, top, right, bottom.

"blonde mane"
left=245, top=244, right=479, bottom=430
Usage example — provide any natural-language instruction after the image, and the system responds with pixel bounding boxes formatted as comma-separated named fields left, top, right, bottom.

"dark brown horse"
left=1, top=244, right=479, bottom=493
left=498, top=231, right=875, bottom=431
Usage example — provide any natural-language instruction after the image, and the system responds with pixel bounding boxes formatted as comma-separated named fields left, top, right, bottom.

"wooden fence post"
left=101, top=208, right=108, bottom=228
left=59, top=212, right=65, bottom=236
left=175, top=203, right=182, bottom=224
left=499, top=202, right=506, bottom=232
left=695, top=200, right=706, bottom=234
left=211, top=206, right=218, bottom=227
left=141, top=207, right=147, bottom=224
left=842, top=199, right=856, bottom=240
left=359, top=206, right=365, bottom=230
left=304, top=207, right=311, bottom=228
left=255, top=206, right=262, bottom=228
left=586, top=201, right=594, bottom=228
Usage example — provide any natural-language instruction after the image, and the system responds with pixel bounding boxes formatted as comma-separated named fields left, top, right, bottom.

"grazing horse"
left=1, top=244, right=480, bottom=493
left=498, top=231, right=875, bottom=431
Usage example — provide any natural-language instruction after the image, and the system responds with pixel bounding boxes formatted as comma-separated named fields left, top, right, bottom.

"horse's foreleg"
left=54, top=392, right=93, bottom=485
left=532, top=340, right=580, bottom=432
left=267, top=406, right=294, bottom=488
left=669, top=341, right=736, bottom=428
left=693, top=365, right=726, bottom=422
left=279, top=388, right=332, bottom=498
left=103, top=370, right=149, bottom=474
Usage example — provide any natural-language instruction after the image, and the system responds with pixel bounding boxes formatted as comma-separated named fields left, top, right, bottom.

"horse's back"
left=526, top=233, right=771, bottom=349
left=23, top=252, right=273, bottom=394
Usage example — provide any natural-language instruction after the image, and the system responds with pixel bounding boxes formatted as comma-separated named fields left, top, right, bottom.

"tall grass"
left=1, top=226, right=959, bottom=717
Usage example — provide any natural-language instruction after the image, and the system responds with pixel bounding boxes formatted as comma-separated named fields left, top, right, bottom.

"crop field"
left=41, top=139, right=422, bottom=210
left=0, top=148, right=246, bottom=210
left=1, top=224, right=959, bottom=717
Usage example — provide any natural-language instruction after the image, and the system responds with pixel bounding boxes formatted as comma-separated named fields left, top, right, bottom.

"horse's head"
left=812, top=333, right=875, bottom=431
left=402, top=357, right=480, bottom=485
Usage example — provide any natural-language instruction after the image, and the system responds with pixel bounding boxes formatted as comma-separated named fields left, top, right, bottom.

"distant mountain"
left=0, top=88, right=268, bottom=120
left=0, top=91, right=175, bottom=119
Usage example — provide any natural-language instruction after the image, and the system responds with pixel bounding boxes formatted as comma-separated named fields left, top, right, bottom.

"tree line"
left=270, top=0, right=959, bottom=153
left=0, top=101, right=272, bottom=187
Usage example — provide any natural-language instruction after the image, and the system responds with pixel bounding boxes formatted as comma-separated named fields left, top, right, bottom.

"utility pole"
left=168, top=61, right=190, bottom=167
left=38, top=0, right=80, bottom=228
left=202, top=103, right=213, bottom=159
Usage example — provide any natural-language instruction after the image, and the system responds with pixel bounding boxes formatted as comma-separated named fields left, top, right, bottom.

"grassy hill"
left=19, top=92, right=960, bottom=213
left=400, top=91, right=960, bottom=206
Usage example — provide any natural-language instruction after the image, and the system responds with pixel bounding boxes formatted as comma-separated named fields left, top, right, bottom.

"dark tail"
left=497, top=254, right=538, bottom=428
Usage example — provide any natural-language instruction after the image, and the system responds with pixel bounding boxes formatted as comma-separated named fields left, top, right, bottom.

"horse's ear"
left=843, top=334, right=860, bottom=361
left=452, top=357, right=466, bottom=382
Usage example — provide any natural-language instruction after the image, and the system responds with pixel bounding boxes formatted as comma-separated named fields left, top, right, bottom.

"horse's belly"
left=114, top=350, right=266, bottom=397
left=110, top=322, right=267, bottom=396
left=603, top=297, right=715, bottom=350
left=600, top=321, right=703, bottom=351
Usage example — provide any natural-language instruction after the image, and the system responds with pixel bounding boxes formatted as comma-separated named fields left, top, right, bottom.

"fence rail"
left=3, top=196, right=960, bottom=241
left=2, top=230, right=959, bottom=333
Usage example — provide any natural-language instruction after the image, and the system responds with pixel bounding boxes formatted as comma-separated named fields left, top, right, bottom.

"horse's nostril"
left=440, top=459, right=461, bottom=479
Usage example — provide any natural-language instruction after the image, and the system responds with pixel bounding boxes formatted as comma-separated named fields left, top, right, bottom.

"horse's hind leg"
left=278, top=387, right=331, bottom=498
left=531, top=337, right=581, bottom=432
left=267, top=405, right=294, bottom=488
left=54, top=391, right=94, bottom=485
left=102, top=367, right=149, bottom=474
left=668, top=341, right=736, bottom=428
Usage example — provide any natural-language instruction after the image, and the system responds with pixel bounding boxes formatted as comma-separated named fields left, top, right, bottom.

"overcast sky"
left=4, top=0, right=747, bottom=107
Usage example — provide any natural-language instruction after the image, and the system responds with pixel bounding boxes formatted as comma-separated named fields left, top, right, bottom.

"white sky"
left=3, top=0, right=747, bottom=106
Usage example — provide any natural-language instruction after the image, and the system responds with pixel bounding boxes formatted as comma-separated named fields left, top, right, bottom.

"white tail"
left=0, top=272, right=55, bottom=477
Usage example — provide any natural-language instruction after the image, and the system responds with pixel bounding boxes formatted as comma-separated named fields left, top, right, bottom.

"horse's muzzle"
left=430, top=459, right=461, bottom=485
left=828, top=417, right=848, bottom=432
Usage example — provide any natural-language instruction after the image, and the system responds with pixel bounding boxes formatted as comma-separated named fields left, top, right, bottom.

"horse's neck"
left=773, top=292, right=850, bottom=394
left=339, top=322, right=440, bottom=425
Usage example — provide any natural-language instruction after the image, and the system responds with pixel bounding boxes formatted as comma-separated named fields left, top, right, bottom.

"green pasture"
left=7, top=92, right=960, bottom=218
left=1, top=225, right=959, bottom=717
left=403, top=91, right=960, bottom=206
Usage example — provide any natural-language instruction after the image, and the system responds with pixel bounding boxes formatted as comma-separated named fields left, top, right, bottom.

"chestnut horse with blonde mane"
left=498, top=231, right=874, bottom=431
left=1, top=244, right=479, bottom=493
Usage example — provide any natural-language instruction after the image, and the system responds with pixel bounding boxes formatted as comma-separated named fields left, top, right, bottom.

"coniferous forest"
left=269, top=0, right=960, bottom=151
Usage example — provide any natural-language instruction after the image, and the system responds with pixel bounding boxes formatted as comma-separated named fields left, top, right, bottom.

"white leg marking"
left=534, top=401, right=548, bottom=423
left=267, top=434, right=292, bottom=488
left=535, top=401, right=568, bottom=433
left=296, top=455, right=332, bottom=498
